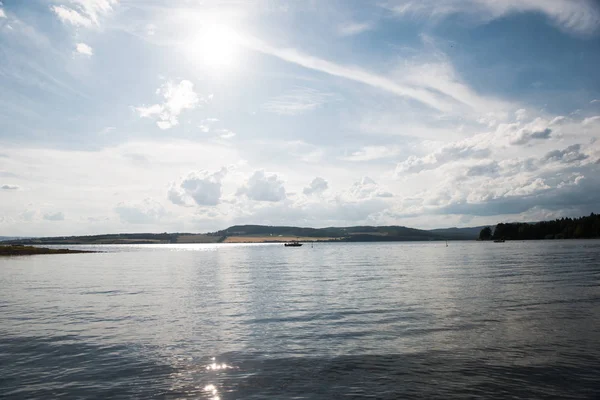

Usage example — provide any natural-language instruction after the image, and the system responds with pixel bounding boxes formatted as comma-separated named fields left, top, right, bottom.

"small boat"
left=493, top=239, right=505, bottom=243
left=284, top=241, right=303, bottom=247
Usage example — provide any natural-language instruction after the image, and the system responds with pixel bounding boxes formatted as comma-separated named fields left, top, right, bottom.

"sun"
left=186, top=23, right=241, bottom=70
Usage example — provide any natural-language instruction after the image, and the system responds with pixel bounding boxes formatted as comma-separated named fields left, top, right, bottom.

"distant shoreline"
left=0, top=245, right=95, bottom=256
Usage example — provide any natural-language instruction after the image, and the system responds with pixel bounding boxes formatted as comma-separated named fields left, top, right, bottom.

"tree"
left=479, top=226, right=493, bottom=240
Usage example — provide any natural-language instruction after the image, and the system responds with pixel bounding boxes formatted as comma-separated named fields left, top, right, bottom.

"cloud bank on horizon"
left=1, top=0, right=599, bottom=236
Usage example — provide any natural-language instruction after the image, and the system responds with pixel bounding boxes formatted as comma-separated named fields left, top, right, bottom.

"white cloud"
left=168, top=168, right=227, bottom=207
left=384, top=0, right=600, bottom=35
left=51, top=5, right=92, bottom=27
left=43, top=212, right=65, bottom=221
left=303, top=177, right=328, bottom=196
left=590, top=99, right=600, bottom=104
left=509, top=127, right=552, bottom=145
left=135, top=80, right=204, bottom=130
left=75, top=42, right=93, bottom=56
left=0, top=8, right=6, bottom=19
left=583, top=116, right=600, bottom=126
left=262, top=88, right=338, bottom=116
left=515, top=108, right=528, bottom=121
left=343, top=177, right=394, bottom=200
left=237, top=170, right=286, bottom=202
left=51, top=0, right=118, bottom=28
left=396, top=136, right=491, bottom=174
left=114, top=198, right=165, bottom=224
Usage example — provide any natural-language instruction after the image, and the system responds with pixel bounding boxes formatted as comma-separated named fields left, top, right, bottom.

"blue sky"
left=1, top=0, right=600, bottom=236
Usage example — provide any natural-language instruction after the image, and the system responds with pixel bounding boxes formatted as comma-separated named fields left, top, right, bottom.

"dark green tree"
left=479, top=226, right=493, bottom=240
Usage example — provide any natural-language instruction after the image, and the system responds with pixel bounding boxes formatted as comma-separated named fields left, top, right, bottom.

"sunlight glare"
left=187, top=23, right=240, bottom=70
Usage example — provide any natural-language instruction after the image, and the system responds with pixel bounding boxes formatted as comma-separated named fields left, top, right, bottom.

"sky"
left=1, top=0, right=600, bottom=236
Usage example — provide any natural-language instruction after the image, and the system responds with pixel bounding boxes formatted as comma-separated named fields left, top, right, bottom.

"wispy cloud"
left=242, top=34, right=512, bottom=118
left=242, top=36, right=452, bottom=112
left=337, top=21, right=373, bottom=36
left=262, top=88, right=338, bottom=116
left=383, top=0, right=600, bottom=35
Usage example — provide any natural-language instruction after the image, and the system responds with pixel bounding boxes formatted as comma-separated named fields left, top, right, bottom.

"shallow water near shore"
left=1, top=240, right=599, bottom=399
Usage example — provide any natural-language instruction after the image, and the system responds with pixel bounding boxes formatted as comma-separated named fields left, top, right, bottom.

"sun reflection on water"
left=203, top=384, right=220, bottom=400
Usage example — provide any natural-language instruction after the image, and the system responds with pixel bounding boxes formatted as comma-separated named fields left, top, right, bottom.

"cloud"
left=509, top=127, right=552, bottom=145
left=396, top=138, right=491, bottom=174
left=542, top=144, right=588, bottom=164
left=135, top=80, right=205, bottom=130
left=237, top=170, right=286, bottom=202
left=434, top=171, right=600, bottom=218
left=1, top=184, right=19, bottom=190
left=52, top=5, right=92, bottom=27
left=384, top=0, right=600, bottom=35
left=583, top=116, right=600, bottom=126
left=51, top=0, right=118, bottom=28
left=515, top=109, right=528, bottom=121
left=218, top=129, right=236, bottom=139
left=240, top=32, right=513, bottom=119
left=199, top=118, right=219, bottom=133
left=466, top=161, right=500, bottom=177
left=43, top=212, right=65, bottom=221
left=114, top=198, right=165, bottom=224
left=337, top=22, right=373, bottom=36
left=242, top=36, right=452, bottom=112
left=0, top=8, right=6, bottom=19
left=303, top=177, right=328, bottom=196
left=75, top=42, right=93, bottom=56
left=342, top=146, right=402, bottom=162
left=262, top=88, right=338, bottom=116
left=168, top=168, right=227, bottom=207
left=591, top=99, right=600, bottom=104
left=342, top=177, right=394, bottom=200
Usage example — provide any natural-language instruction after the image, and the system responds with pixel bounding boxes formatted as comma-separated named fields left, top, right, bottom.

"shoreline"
left=0, top=245, right=95, bottom=256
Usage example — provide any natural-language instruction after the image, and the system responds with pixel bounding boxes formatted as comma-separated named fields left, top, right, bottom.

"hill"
left=3, top=224, right=485, bottom=245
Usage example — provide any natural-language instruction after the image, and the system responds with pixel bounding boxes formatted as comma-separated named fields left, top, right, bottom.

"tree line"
left=479, top=213, right=600, bottom=240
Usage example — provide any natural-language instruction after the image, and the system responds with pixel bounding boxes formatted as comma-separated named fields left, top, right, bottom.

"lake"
left=1, top=241, right=599, bottom=399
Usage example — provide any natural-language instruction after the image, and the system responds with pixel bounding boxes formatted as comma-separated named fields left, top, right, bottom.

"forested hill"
left=486, top=213, right=600, bottom=240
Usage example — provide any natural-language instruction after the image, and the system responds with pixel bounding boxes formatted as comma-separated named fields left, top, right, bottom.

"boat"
left=493, top=239, right=505, bottom=243
left=284, top=241, right=303, bottom=247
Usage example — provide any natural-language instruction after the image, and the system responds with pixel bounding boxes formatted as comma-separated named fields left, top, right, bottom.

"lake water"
left=1, top=241, right=599, bottom=399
